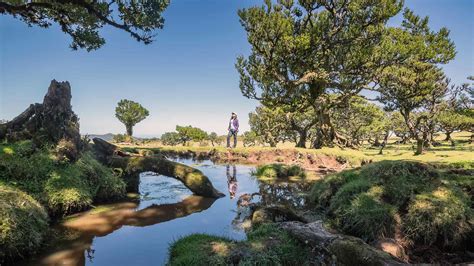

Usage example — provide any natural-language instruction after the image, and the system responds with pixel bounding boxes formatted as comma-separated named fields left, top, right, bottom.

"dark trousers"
left=227, top=129, right=237, bottom=148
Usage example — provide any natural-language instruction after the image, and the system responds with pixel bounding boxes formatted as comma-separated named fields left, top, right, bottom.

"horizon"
left=1, top=0, right=473, bottom=138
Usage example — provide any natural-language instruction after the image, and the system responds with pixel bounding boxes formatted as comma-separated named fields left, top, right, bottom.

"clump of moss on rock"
left=0, top=184, right=49, bottom=262
left=309, top=160, right=473, bottom=249
left=253, top=164, right=306, bottom=181
left=168, top=224, right=312, bottom=265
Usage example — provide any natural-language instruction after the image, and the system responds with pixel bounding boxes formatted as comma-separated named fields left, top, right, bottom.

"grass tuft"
left=0, top=184, right=49, bottom=262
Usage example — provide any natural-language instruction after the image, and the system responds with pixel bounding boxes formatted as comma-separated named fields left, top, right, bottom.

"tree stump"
left=0, top=80, right=81, bottom=152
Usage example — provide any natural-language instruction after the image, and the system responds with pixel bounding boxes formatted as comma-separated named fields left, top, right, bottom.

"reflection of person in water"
left=226, top=164, right=238, bottom=199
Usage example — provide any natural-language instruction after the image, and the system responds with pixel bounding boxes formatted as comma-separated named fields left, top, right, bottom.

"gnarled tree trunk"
left=0, top=80, right=81, bottom=157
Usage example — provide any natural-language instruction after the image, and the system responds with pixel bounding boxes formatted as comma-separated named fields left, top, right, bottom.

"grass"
left=0, top=183, right=49, bottom=262
left=0, top=140, right=127, bottom=261
left=309, top=160, right=473, bottom=248
left=0, top=141, right=126, bottom=216
left=253, top=164, right=306, bottom=181
left=168, top=224, right=312, bottom=265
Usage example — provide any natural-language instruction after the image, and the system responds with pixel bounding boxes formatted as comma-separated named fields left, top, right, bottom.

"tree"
left=330, top=96, right=385, bottom=147
left=236, top=0, right=403, bottom=148
left=285, top=106, right=317, bottom=148
left=175, top=125, right=208, bottom=146
left=160, top=132, right=180, bottom=146
left=437, top=110, right=474, bottom=142
left=376, top=10, right=455, bottom=155
left=249, top=106, right=288, bottom=147
left=207, top=132, right=219, bottom=147
left=0, top=0, right=169, bottom=51
left=115, top=99, right=149, bottom=137
left=242, top=131, right=260, bottom=147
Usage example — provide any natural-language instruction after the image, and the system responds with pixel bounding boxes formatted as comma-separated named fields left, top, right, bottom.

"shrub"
left=0, top=184, right=49, bottom=262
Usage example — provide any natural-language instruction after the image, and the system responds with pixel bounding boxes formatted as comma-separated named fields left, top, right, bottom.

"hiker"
left=227, top=112, right=239, bottom=148
left=226, top=164, right=238, bottom=199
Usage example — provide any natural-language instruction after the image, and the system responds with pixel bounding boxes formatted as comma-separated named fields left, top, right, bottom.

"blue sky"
left=1, top=0, right=473, bottom=137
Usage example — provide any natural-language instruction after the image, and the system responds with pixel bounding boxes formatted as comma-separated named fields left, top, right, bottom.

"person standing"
left=227, top=112, right=239, bottom=148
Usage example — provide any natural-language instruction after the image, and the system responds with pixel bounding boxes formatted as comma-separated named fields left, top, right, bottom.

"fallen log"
left=279, top=221, right=405, bottom=265
left=92, top=138, right=224, bottom=198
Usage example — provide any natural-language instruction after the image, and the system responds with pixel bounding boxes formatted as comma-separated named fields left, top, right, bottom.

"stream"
left=22, top=159, right=314, bottom=266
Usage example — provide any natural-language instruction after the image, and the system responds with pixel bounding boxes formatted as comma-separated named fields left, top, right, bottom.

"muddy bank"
left=136, top=148, right=368, bottom=173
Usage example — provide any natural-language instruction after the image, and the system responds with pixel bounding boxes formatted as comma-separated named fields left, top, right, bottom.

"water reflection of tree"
left=258, top=181, right=312, bottom=208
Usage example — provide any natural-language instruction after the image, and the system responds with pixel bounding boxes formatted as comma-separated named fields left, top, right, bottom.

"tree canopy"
left=236, top=0, right=403, bottom=148
left=115, top=99, right=149, bottom=136
left=0, top=0, right=169, bottom=51
left=175, top=125, right=208, bottom=146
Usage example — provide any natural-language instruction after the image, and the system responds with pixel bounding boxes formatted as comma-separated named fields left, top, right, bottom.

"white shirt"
left=230, top=118, right=236, bottom=131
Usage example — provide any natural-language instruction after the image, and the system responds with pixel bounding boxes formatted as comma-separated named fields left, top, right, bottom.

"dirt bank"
left=130, top=147, right=370, bottom=174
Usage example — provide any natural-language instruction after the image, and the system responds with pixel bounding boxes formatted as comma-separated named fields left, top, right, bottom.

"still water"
left=25, top=159, right=313, bottom=266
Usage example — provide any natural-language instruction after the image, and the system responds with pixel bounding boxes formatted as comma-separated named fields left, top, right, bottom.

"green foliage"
left=237, top=0, right=403, bottom=147
left=207, top=132, right=221, bottom=146
left=160, top=132, right=180, bottom=146
left=0, top=184, right=49, bottom=262
left=331, top=96, right=387, bottom=146
left=168, top=224, right=311, bottom=266
left=175, top=125, right=208, bottom=146
left=249, top=106, right=287, bottom=147
left=115, top=99, right=149, bottom=136
left=376, top=9, right=456, bottom=154
left=112, top=134, right=134, bottom=143
left=310, top=161, right=473, bottom=246
left=254, top=164, right=305, bottom=180
left=241, top=130, right=259, bottom=147
left=0, top=0, right=169, bottom=51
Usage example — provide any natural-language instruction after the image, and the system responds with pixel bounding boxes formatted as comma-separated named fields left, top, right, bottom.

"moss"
left=310, top=160, right=473, bottom=248
left=168, top=224, right=311, bottom=265
left=0, top=184, right=49, bottom=262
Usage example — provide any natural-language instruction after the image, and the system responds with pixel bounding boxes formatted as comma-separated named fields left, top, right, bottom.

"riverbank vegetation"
left=310, top=160, right=473, bottom=262
left=169, top=224, right=311, bottom=266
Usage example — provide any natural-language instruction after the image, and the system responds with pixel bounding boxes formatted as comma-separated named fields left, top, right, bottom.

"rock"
left=251, top=205, right=307, bottom=226
left=278, top=221, right=337, bottom=248
left=373, top=238, right=408, bottom=262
